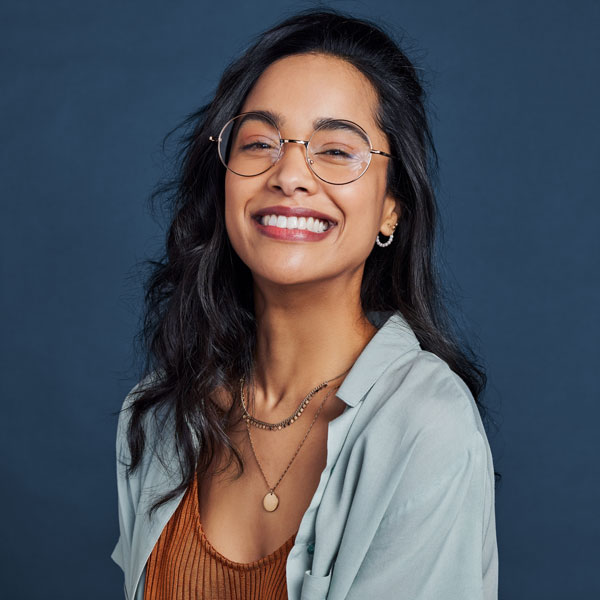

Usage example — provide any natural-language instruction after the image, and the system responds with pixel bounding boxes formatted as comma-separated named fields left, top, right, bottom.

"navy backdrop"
left=1, top=1, right=598, bottom=598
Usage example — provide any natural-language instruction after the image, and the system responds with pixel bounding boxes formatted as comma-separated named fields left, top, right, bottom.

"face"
left=224, top=53, right=399, bottom=290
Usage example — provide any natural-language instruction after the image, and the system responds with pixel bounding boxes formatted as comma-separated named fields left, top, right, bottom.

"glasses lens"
left=308, top=121, right=372, bottom=184
left=218, top=114, right=280, bottom=176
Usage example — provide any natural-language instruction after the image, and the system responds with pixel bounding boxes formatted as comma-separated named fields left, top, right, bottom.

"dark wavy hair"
left=125, top=9, right=492, bottom=512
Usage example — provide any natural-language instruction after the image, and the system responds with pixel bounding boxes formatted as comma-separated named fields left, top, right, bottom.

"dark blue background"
left=2, top=1, right=598, bottom=598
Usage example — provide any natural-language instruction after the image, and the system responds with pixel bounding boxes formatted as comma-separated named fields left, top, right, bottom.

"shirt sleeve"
left=346, top=427, right=498, bottom=600
left=111, top=381, right=145, bottom=576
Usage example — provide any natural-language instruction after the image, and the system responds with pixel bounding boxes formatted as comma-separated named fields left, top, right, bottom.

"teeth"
left=258, top=214, right=331, bottom=233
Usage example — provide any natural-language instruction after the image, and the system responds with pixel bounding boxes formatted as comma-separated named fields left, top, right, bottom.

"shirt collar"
left=336, top=311, right=421, bottom=408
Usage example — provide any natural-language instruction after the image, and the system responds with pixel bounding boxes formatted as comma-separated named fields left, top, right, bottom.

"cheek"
left=223, top=182, right=248, bottom=266
left=223, top=176, right=266, bottom=271
left=224, top=176, right=249, bottom=237
left=336, top=181, right=385, bottom=240
left=224, top=174, right=240, bottom=215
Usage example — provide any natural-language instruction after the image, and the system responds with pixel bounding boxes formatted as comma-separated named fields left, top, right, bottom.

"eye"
left=313, top=146, right=359, bottom=163
left=320, top=148, right=352, bottom=158
left=238, top=137, right=280, bottom=153
left=241, top=141, right=273, bottom=150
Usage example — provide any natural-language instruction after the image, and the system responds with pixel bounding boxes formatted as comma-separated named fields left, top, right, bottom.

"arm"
left=111, top=381, right=147, bottom=598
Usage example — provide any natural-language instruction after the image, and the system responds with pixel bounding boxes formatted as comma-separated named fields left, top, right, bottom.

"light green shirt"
left=112, top=311, right=498, bottom=599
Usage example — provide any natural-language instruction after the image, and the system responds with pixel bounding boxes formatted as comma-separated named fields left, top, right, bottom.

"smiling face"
left=224, top=53, right=399, bottom=290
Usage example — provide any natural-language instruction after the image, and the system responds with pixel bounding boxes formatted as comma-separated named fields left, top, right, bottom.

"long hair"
left=125, top=9, right=492, bottom=512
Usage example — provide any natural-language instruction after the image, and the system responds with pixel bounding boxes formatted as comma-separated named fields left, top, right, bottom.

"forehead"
left=240, top=53, right=382, bottom=139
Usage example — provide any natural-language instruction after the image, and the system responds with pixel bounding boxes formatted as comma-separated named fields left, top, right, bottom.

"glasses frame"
left=209, top=111, right=394, bottom=185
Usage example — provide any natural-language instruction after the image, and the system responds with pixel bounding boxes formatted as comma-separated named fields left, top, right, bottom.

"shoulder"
left=360, top=349, right=489, bottom=491
left=115, top=370, right=170, bottom=463
left=400, top=350, right=482, bottom=433
left=369, top=348, right=482, bottom=437
left=119, top=370, right=164, bottom=410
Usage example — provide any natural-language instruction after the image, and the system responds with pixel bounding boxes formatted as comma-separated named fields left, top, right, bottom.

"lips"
left=252, top=205, right=338, bottom=226
left=259, top=213, right=330, bottom=232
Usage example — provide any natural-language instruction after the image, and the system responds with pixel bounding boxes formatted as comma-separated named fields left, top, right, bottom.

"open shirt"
left=111, top=311, right=499, bottom=599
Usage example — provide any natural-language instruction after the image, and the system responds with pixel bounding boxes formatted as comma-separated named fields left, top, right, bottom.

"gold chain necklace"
left=245, top=383, right=340, bottom=512
left=240, top=367, right=350, bottom=431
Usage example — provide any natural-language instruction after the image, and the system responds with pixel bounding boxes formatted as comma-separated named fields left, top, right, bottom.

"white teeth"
left=258, top=214, right=332, bottom=233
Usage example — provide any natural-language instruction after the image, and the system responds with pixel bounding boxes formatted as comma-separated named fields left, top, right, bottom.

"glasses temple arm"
left=370, top=149, right=394, bottom=158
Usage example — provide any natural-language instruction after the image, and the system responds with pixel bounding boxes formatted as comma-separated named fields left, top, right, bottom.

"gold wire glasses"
left=209, top=111, right=393, bottom=185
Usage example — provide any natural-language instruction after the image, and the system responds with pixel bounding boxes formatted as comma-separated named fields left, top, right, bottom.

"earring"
left=375, top=232, right=393, bottom=247
left=375, top=221, right=398, bottom=248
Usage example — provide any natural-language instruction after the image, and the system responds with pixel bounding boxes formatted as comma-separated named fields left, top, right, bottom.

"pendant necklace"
left=244, top=382, right=340, bottom=512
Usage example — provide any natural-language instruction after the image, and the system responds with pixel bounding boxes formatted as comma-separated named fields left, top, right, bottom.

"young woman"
left=112, top=10, right=498, bottom=600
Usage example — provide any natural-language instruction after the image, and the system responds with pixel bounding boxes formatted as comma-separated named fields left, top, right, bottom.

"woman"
left=112, top=9, right=498, bottom=600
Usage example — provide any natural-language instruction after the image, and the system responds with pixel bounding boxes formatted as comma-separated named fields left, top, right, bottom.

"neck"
left=249, top=273, right=377, bottom=418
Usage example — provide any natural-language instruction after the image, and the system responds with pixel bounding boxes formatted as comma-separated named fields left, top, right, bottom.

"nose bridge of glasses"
left=280, top=138, right=310, bottom=158
left=280, top=138, right=309, bottom=146
left=276, top=138, right=311, bottom=166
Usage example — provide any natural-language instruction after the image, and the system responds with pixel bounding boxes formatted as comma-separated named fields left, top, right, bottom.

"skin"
left=201, top=53, right=401, bottom=562
left=225, top=52, right=399, bottom=415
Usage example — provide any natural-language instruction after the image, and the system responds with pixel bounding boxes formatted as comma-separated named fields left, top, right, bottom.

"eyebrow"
left=248, top=109, right=286, bottom=127
left=312, top=118, right=370, bottom=144
left=246, top=110, right=370, bottom=143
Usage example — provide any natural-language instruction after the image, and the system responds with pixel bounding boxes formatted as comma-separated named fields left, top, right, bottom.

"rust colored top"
left=143, top=472, right=298, bottom=600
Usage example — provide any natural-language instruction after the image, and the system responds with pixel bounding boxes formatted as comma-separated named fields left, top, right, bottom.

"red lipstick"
left=252, top=205, right=337, bottom=225
left=252, top=206, right=337, bottom=242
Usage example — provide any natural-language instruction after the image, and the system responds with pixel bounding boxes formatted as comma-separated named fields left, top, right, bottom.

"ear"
left=380, top=194, right=401, bottom=236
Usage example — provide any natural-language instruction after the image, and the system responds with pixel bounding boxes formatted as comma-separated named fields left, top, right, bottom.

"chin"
left=253, top=267, right=325, bottom=288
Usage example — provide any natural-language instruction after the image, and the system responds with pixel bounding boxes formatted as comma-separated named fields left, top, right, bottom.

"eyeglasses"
left=209, top=112, right=394, bottom=185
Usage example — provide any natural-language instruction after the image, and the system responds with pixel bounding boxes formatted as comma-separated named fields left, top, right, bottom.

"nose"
left=266, top=140, right=318, bottom=196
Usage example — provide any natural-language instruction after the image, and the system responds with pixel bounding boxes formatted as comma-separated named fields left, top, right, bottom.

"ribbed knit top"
left=143, top=472, right=298, bottom=600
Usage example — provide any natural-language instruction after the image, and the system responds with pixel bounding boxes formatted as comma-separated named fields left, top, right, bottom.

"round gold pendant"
left=263, top=491, right=279, bottom=512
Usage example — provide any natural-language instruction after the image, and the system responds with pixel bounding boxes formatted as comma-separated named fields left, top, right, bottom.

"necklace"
left=240, top=367, right=350, bottom=431
left=245, top=383, right=340, bottom=512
